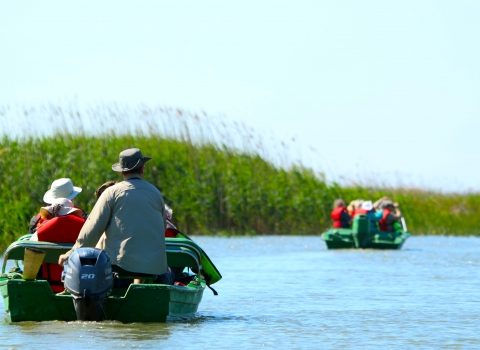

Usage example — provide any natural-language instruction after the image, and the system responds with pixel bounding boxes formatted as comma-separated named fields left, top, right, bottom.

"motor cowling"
left=64, top=248, right=113, bottom=321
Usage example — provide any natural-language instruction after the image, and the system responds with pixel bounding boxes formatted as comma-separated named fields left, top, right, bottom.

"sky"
left=1, top=1, right=479, bottom=192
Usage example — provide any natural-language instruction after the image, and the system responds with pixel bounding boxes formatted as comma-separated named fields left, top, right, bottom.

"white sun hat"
left=361, top=200, right=373, bottom=211
left=43, top=178, right=82, bottom=203
left=40, top=198, right=82, bottom=218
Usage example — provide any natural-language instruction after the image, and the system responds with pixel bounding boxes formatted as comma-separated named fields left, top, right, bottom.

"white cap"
left=361, top=200, right=373, bottom=211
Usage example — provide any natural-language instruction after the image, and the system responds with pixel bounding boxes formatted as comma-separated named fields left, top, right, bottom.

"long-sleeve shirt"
left=65, top=174, right=167, bottom=275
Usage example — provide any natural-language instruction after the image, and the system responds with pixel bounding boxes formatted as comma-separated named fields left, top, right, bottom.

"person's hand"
left=393, top=202, right=399, bottom=208
left=58, top=254, right=68, bottom=266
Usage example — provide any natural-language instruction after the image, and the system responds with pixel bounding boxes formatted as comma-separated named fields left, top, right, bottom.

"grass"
left=0, top=103, right=479, bottom=251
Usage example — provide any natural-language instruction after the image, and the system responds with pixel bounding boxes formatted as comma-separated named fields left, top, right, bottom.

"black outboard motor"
left=64, top=248, right=113, bottom=321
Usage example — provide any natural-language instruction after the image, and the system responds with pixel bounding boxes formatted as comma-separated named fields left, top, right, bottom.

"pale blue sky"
left=1, top=1, right=479, bottom=192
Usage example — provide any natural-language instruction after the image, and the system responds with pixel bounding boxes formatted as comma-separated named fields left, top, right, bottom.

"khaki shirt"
left=66, top=175, right=167, bottom=275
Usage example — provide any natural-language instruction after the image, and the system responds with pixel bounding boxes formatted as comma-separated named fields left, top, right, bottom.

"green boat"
left=0, top=236, right=221, bottom=323
left=321, top=215, right=410, bottom=250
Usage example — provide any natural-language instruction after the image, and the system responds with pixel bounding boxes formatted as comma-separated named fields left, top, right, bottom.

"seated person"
left=353, top=200, right=382, bottom=232
left=93, top=185, right=186, bottom=285
left=58, top=148, right=174, bottom=286
left=162, top=204, right=188, bottom=281
left=347, top=199, right=364, bottom=217
left=31, top=198, right=86, bottom=292
left=331, top=199, right=351, bottom=228
left=29, top=178, right=86, bottom=233
left=379, top=201, right=403, bottom=232
left=164, top=204, right=179, bottom=238
left=373, top=196, right=392, bottom=211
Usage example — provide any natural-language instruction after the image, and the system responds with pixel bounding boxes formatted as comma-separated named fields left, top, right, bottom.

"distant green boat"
left=0, top=236, right=221, bottom=323
left=321, top=215, right=410, bottom=250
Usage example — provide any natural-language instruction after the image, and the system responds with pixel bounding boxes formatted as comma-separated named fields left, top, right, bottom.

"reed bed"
left=0, top=104, right=478, bottom=250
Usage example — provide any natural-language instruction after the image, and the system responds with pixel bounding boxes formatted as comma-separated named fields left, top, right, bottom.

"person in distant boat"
left=58, top=148, right=174, bottom=285
left=29, top=178, right=87, bottom=233
left=373, top=196, right=392, bottom=211
left=347, top=199, right=364, bottom=217
left=30, top=197, right=86, bottom=293
left=353, top=200, right=382, bottom=233
left=331, top=199, right=352, bottom=228
left=379, top=201, right=403, bottom=232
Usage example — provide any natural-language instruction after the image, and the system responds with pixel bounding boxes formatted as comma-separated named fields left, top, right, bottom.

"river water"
left=0, top=236, right=479, bottom=349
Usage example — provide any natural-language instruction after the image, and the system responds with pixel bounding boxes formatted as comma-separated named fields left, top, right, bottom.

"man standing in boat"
left=58, top=148, right=174, bottom=284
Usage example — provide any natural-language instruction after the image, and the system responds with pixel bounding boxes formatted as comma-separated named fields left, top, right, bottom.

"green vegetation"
left=0, top=104, right=479, bottom=251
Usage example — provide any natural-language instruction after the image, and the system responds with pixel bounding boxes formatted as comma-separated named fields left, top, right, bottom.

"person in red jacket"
left=379, top=201, right=403, bottom=232
left=28, top=178, right=87, bottom=233
left=331, top=199, right=351, bottom=228
left=30, top=197, right=86, bottom=292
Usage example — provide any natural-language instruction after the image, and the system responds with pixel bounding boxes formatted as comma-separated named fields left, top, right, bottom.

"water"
left=1, top=236, right=479, bottom=349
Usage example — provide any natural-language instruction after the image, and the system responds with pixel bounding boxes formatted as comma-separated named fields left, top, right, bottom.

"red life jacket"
left=165, top=228, right=179, bottom=238
left=379, top=208, right=391, bottom=232
left=331, top=206, right=347, bottom=228
left=36, top=215, right=86, bottom=293
left=165, top=219, right=179, bottom=238
left=353, top=208, right=369, bottom=217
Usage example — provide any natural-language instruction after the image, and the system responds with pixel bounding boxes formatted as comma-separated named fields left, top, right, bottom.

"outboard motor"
left=64, top=248, right=113, bottom=321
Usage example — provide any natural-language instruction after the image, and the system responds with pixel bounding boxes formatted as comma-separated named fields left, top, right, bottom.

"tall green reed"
left=0, top=104, right=479, bottom=251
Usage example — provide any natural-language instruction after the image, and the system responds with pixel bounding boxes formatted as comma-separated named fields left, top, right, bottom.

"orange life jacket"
left=36, top=214, right=86, bottom=292
left=379, top=208, right=391, bottom=232
left=331, top=206, right=347, bottom=228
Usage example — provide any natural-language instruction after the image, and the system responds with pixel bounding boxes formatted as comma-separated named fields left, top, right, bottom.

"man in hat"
left=58, top=148, right=173, bottom=284
left=379, top=200, right=403, bottom=232
left=29, top=178, right=86, bottom=233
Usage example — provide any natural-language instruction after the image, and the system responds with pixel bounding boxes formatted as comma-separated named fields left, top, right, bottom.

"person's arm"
left=28, top=214, right=39, bottom=233
left=392, top=204, right=402, bottom=220
left=58, top=190, right=113, bottom=264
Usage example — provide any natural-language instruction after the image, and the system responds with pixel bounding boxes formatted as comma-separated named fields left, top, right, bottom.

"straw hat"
left=111, top=148, right=151, bottom=172
left=43, top=178, right=82, bottom=203
left=40, top=198, right=82, bottom=218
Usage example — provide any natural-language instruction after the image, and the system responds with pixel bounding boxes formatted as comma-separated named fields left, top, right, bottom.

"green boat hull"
left=1, top=236, right=220, bottom=323
left=0, top=278, right=205, bottom=323
left=321, top=228, right=410, bottom=250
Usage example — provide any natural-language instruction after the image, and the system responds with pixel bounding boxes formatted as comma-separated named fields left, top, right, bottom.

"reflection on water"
left=1, top=236, right=479, bottom=349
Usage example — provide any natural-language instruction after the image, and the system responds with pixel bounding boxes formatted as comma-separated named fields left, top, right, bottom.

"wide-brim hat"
left=112, top=148, right=151, bottom=172
left=40, top=198, right=82, bottom=218
left=361, top=200, right=373, bottom=211
left=43, top=178, right=82, bottom=203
